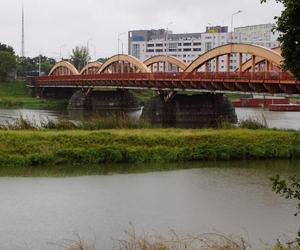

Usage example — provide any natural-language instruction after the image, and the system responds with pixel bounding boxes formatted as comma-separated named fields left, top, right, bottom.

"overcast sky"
left=0, top=0, right=283, bottom=59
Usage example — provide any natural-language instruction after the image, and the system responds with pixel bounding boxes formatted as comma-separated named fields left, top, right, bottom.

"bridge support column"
left=143, top=93, right=237, bottom=128
left=216, top=56, right=219, bottom=72
left=68, top=89, right=141, bottom=113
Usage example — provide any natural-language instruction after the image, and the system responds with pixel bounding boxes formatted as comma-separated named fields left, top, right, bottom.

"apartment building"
left=128, top=24, right=279, bottom=72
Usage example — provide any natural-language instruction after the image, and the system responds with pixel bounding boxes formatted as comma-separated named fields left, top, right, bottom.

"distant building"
left=128, top=24, right=279, bottom=72
left=234, top=23, right=279, bottom=48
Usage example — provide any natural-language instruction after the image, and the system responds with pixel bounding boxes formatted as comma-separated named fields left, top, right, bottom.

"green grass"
left=0, top=81, right=68, bottom=109
left=0, top=128, right=299, bottom=176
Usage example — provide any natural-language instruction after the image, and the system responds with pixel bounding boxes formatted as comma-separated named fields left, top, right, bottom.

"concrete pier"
left=143, top=93, right=237, bottom=128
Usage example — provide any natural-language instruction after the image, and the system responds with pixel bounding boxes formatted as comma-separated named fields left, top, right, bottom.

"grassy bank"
left=0, top=129, right=299, bottom=174
left=0, top=81, right=67, bottom=109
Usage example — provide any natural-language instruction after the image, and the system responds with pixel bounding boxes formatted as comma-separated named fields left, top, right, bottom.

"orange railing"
left=35, top=71, right=296, bottom=81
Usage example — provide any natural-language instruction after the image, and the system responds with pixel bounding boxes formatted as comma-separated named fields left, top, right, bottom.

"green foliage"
left=17, top=55, right=56, bottom=77
left=238, top=116, right=268, bottom=129
left=0, top=43, right=16, bottom=81
left=0, top=129, right=299, bottom=169
left=71, top=46, right=91, bottom=70
left=261, top=0, right=300, bottom=79
left=271, top=175, right=300, bottom=246
left=0, top=81, right=67, bottom=109
left=97, top=57, right=109, bottom=63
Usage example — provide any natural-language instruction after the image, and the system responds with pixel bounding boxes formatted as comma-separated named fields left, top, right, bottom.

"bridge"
left=31, top=43, right=299, bottom=96
left=29, top=44, right=300, bottom=127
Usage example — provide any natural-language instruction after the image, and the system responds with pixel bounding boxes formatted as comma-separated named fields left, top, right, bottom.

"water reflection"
left=0, top=107, right=300, bottom=130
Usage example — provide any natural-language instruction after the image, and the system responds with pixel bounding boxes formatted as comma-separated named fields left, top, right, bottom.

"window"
left=178, top=43, right=182, bottom=46
left=193, top=48, right=201, bottom=51
left=147, top=44, right=154, bottom=47
left=205, top=42, right=212, bottom=52
left=193, top=42, right=201, bottom=46
left=183, top=48, right=191, bottom=52
left=183, top=42, right=192, bottom=46
left=146, top=49, right=154, bottom=52
left=169, top=43, right=177, bottom=49
left=132, top=44, right=140, bottom=58
left=156, top=49, right=163, bottom=52
left=156, top=43, right=163, bottom=47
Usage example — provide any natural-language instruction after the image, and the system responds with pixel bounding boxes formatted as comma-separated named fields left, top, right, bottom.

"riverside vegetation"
left=0, top=81, right=67, bottom=109
left=0, top=115, right=300, bottom=175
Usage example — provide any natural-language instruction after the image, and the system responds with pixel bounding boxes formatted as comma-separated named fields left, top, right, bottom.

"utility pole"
left=21, top=4, right=25, bottom=57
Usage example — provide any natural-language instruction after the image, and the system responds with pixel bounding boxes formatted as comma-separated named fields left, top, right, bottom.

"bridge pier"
left=28, top=86, right=76, bottom=99
left=68, top=89, right=141, bottom=113
left=143, top=93, right=237, bottom=128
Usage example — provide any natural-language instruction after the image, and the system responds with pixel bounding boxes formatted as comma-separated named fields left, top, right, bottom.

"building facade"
left=128, top=24, right=279, bottom=71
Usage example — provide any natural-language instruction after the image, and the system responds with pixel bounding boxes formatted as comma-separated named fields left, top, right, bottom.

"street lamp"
left=118, top=32, right=126, bottom=55
left=231, top=10, right=242, bottom=43
left=59, top=44, right=67, bottom=60
left=38, top=49, right=42, bottom=76
left=165, top=22, right=173, bottom=72
left=87, top=38, right=93, bottom=64
left=89, top=43, right=97, bottom=61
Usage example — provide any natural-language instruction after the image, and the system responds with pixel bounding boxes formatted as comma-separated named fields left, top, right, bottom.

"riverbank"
left=0, top=81, right=67, bottom=109
left=0, top=128, right=299, bottom=175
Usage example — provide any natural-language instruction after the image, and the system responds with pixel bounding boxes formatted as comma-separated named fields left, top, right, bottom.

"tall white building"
left=128, top=24, right=280, bottom=71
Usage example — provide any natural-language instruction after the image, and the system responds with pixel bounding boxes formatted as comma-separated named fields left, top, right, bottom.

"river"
left=0, top=108, right=299, bottom=249
left=0, top=161, right=299, bottom=249
left=0, top=107, right=300, bottom=130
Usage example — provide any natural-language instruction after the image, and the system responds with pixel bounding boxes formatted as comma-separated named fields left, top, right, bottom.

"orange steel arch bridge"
left=32, top=44, right=300, bottom=96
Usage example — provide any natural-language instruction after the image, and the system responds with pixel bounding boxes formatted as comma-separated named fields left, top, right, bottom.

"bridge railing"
left=34, top=71, right=297, bottom=84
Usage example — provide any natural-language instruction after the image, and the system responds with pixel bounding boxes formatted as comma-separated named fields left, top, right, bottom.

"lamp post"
left=86, top=38, right=93, bottom=64
left=165, top=22, right=173, bottom=72
left=118, top=32, right=126, bottom=55
left=89, top=43, right=97, bottom=61
left=231, top=10, right=242, bottom=43
left=38, top=49, right=42, bottom=76
left=59, top=44, right=67, bottom=60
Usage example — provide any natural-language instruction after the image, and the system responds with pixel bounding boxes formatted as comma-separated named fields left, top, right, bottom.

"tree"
left=261, top=0, right=300, bottom=79
left=70, top=46, right=91, bottom=71
left=271, top=175, right=300, bottom=246
left=17, top=56, right=56, bottom=77
left=0, top=42, right=16, bottom=81
left=97, top=57, right=109, bottom=63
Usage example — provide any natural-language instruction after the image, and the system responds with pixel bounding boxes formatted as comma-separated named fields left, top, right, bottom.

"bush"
left=238, top=115, right=268, bottom=129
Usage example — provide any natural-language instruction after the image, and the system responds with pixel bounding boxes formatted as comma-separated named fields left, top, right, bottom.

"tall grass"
left=0, top=115, right=151, bottom=130
left=115, top=228, right=247, bottom=250
left=0, top=128, right=299, bottom=169
left=238, top=115, right=268, bottom=129
left=0, top=114, right=271, bottom=131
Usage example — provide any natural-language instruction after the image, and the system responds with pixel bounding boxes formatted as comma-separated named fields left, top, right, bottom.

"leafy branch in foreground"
left=271, top=175, right=300, bottom=245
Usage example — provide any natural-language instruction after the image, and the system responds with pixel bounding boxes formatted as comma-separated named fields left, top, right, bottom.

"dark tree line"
left=17, top=56, right=56, bottom=77
left=0, top=43, right=16, bottom=81
left=0, top=42, right=57, bottom=81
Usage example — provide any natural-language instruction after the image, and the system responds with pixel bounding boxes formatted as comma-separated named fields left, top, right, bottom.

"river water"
left=0, top=161, right=299, bottom=249
left=0, top=109, right=300, bottom=249
left=0, top=107, right=300, bottom=130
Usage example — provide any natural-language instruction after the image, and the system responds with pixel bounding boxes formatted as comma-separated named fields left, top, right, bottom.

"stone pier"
left=143, top=93, right=237, bottom=128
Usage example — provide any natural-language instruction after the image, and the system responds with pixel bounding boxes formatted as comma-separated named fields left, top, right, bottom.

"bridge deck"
left=32, top=72, right=300, bottom=96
